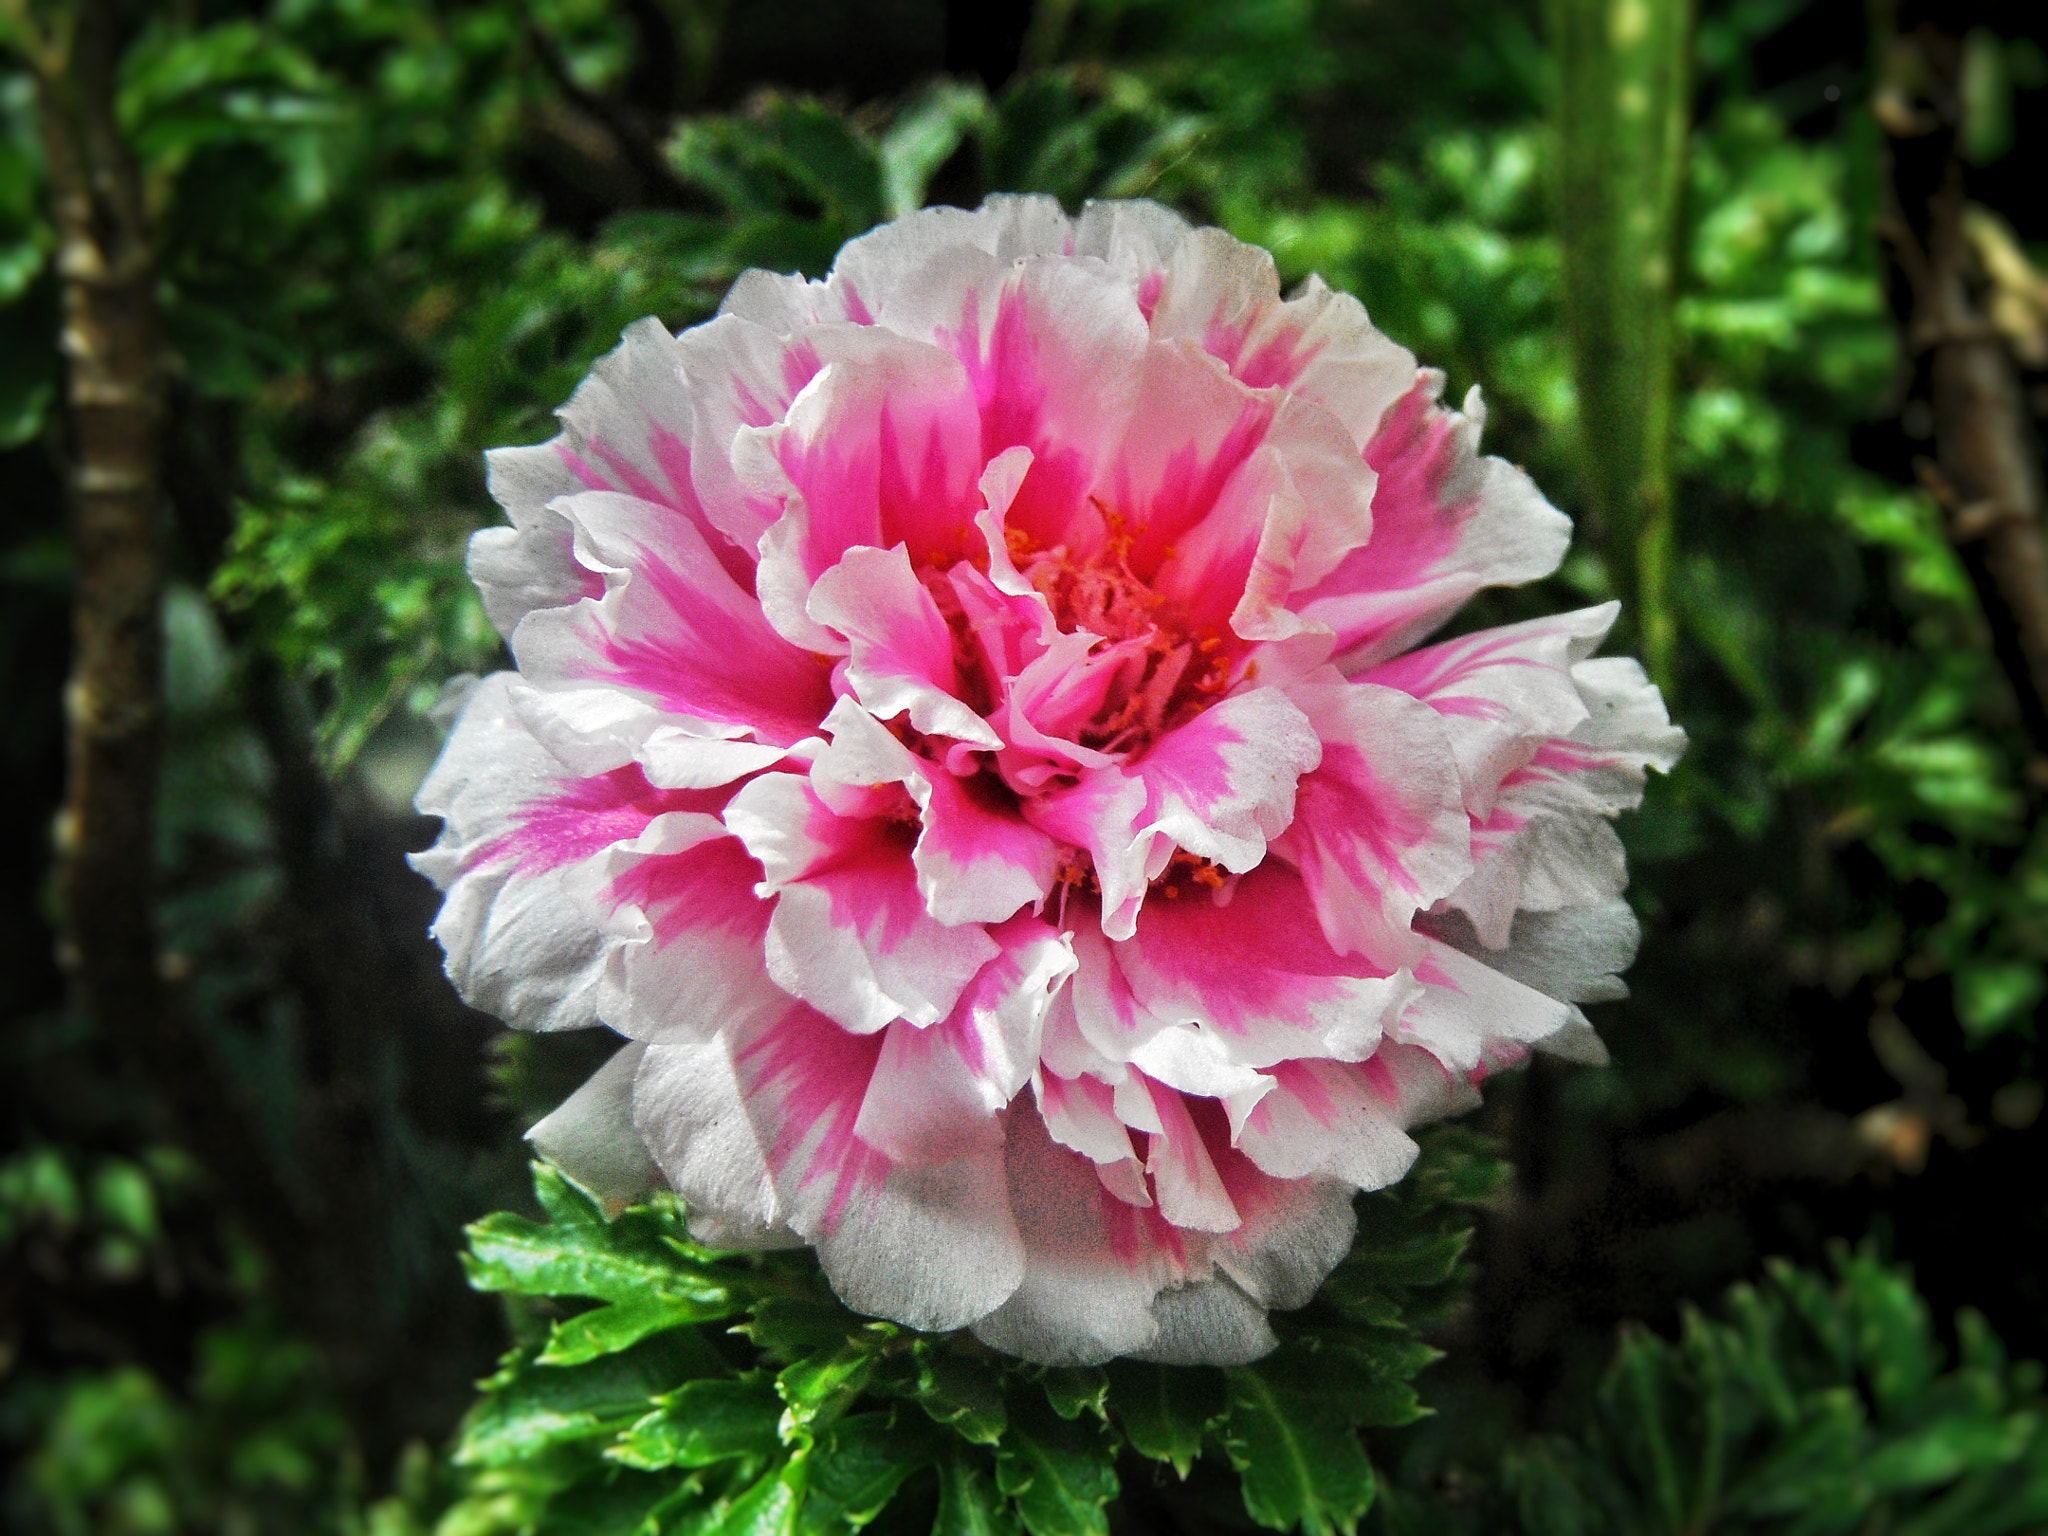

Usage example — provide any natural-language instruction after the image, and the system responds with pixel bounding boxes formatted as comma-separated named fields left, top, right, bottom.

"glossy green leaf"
left=934, top=1448, right=1021, bottom=1536
left=913, top=1347, right=1008, bottom=1445
left=1105, top=1362, right=1224, bottom=1478
left=992, top=1397, right=1118, bottom=1536
left=1218, top=1367, right=1376, bottom=1536
left=607, top=1380, right=784, bottom=1472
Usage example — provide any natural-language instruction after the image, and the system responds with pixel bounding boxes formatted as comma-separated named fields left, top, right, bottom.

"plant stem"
left=1550, top=0, right=1694, bottom=696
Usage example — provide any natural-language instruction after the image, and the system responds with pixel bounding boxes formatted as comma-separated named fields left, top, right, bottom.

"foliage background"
left=4, top=0, right=2048, bottom=1531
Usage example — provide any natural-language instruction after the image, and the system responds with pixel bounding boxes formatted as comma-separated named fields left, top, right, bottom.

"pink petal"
left=726, top=772, right=999, bottom=1032
left=852, top=915, right=1075, bottom=1163
left=1447, top=655, right=1684, bottom=944
left=740, top=329, right=985, bottom=649
left=679, top=312, right=827, bottom=555
left=728, top=1001, right=1026, bottom=1330
left=970, top=1101, right=1179, bottom=1365
left=1148, top=229, right=1417, bottom=449
left=1366, top=603, right=1618, bottom=816
left=513, top=490, right=834, bottom=749
left=1394, top=937, right=1574, bottom=1072
left=813, top=699, right=1058, bottom=925
left=1270, top=674, right=1470, bottom=968
left=476, top=319, right=742, bottom=639
left=1141, top=1077, right=1241, bottom=1233
left=901, top=255, right=1153, bottom=554
left=807, top=544, right=1002, bottom=747
left=598, top=813, right=790, bottom=1043
left=411, top=673, right=667, bottom=1034
left=1102, top=340, right=1277, bottom=579
left=1129, top=685, right=1322, bottom=874
left=1114, top=863, right=1418, bottom=1067
left=1297, top=375, right=1573, bottom=671
left=1236, top=1057, right=1419, bottom=1191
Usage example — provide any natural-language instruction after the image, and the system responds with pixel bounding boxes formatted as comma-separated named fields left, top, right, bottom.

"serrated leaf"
left=609, top=1379, right=784, bottom=1472
left=717, top=1459, right=807, bottom=1536
left=527, top=1466, right=697, bottom=1536
left=462, top=1210, right=735, bottom=1310
left=778, top=1338, right=882, bottom=1437
left=914, top=1346, right=1008, bottom=1445
left=542, top=1293, right=743, bottom=1366
left=1336, top=1229, right=1470, bottom=1289
left=533, top=1161, right=610, bottom=1230
left=1106, top=1363, right=1224, bottom=1479
left=993, top=1396, right=1118, bottom=1536
left=456, top=1339, right=694, bottom=1468
left=740, top=1297, right=864, bottom=1358
left=1039, top=1368, right=1108, bottom=1423
left=804, top=1412, right=942, bottom=1530
left=935, top=1448, right=1021, bottom=1536
left=1219, top=1367, right=1377, bottom=1536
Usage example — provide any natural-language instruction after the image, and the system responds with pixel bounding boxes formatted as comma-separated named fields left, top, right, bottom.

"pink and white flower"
left=415, top=196, right=1683, bottom=1365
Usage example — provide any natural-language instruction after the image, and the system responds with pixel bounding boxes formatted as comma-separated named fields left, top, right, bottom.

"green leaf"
left=541, top=1294, right=742, bottom=1366
left=778, top=1338, right=883, bottom=1437
left=804, top=1412, right=942, bottom=1529
left=993, top=1396, right=1119, bottom=1536
left=1219, top=1366, right=1377, bottom=1536
left=1039, top=1369, right=1109, bottom=1423
left=739, top=1297, right=865, bottom=1359
left=1334, top=1229, right=1470, bottom=1290
left=880, top=79, right=990, bottom=217
left=456, top=1339, right=698, bottom=1468
left=1106, top=1363, right=1224, bottom=1478
left=934, top=1448, right=1020, bottom=1536
left=913, top=1346, right=1008, bottom=1445
left=460, top=1171, right=738, bottom=1318
left=717, top=1459, right=808, bottom=1536
left=608, top=1379, right=784, bottom=1472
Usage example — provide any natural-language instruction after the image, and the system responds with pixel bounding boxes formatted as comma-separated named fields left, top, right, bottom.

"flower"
left=413, top=195, right=1684, bottom=1366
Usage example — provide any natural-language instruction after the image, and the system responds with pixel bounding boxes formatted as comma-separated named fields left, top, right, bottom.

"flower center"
left=1005, top=507, right=1243, bottom=756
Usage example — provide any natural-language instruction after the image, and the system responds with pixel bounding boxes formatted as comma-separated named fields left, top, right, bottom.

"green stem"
left=1551, top=0, right=1693, bottom=696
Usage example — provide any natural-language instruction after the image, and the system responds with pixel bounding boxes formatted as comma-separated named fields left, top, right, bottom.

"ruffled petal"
left=1147, top=227, right=1417, bottom=451
left=889, top=251, right=1154, bottom=553
left=1447, top=655, right=1685, bottom=944
left=513, top=489, right=835, bottom=749
left=1235, top=1056, right=1419, bottom=1192
left=475, top=318, right=730, bottom=637
left=527, top=1040, right=661, bottom=1213
left=1366, top=603, right=1618, bottom=816
left=1114, top=864, right=1419, bottom=1067
left=740, top=329, right=985, bottom=649
left=730, top=1002, right=1027, bottom=1330
left=808, top=545, right=1002, bottom=747
left=852, top=915, right=1075, bottom=1163
left=596, top=813, right=789, bottom=1044
left=1271, top=673, right=1470, bottom=968
left=1298, top=376, right=1573, bottom=671
left=970, top=1102, right=1176, bottom=1365
left=726, top=771, right=1000, bottom=1032
left=813, top=699, right=1058, bottom=926
left=411, top=673, right=722, bottom=1033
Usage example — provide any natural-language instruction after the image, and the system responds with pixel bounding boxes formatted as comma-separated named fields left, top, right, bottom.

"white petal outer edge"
left=527, top=1039, right=662, bottom=1214
left=474, top=317, right=693, bottom=639
left=410, top=672, right=619, bottom=1034
left=812, top=1154, right=1028, bottom=1334
left=1132, top=1276, right=1278, bottom=1366
left=633, top=1035, right=792, bottom=1248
